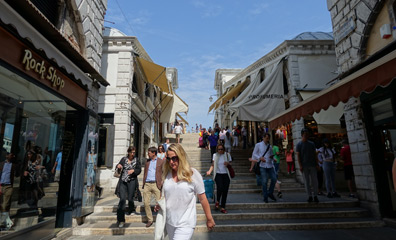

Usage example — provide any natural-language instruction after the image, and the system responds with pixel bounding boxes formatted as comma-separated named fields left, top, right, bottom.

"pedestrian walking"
left=208, top=131, right=218, bottom=159
left=173, top=122, right=183, bottom=143
left=316, top=145, right=324, bottom=195
left=154, top=144, right=215, bottom=239
left=224, top=132, right=232, bottom=153
left=242, top=125, right=247, bottom=149
left=318, top=138, right=340, bottom=198
left=115, top=146, right=141, bottom=228
left=296, top=128, right=320, bottom=203
left=273, top=141, right=282, bottom=198
left=206, top=143, right=232, bottom=213
left=232, top=126, right=239, bottom=149
left=143, top=147, right=165, bottom=228
left=252, top=133, right=277, bottom=203
left=340, top=139, right=356, bottom=198
left=285, top=146, right=295, bottom=174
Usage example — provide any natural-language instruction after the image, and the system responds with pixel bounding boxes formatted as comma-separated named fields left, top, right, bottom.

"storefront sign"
left=0, top=26, right=87, bottom=108
left=334, top=17, right=356, bottom=44
left=22, top=49, right=65, bottom=90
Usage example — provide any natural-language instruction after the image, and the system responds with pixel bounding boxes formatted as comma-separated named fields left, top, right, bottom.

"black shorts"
left=344, top=165, right=354, bottom=180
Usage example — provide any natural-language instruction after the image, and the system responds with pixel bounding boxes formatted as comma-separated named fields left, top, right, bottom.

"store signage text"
left=22, top=49, right=65, bottom=90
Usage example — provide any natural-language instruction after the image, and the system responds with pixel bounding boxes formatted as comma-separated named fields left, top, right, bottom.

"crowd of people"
left=110, top=125, right=356, bottom=240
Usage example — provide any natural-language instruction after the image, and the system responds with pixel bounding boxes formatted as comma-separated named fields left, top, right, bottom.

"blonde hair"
left=162, top=144, right=193, bottom=183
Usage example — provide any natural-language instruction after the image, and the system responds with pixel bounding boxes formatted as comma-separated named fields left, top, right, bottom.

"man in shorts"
left=340, top=139, right=355, bottom=198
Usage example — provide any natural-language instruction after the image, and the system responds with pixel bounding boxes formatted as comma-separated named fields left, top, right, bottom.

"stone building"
left=98, top=27, right=186, bottom=192
left=0, top=0, right=108, bottom=238
left=270, top=0, right=396, bottom=219
left=211, top=32, right=338, bottom=154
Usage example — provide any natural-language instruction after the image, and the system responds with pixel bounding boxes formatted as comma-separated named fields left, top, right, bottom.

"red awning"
left=269, top=48, right=396, bottom=128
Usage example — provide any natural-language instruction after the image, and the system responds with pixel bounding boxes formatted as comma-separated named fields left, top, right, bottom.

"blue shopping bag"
left=204, top=179, right=214, bottom=199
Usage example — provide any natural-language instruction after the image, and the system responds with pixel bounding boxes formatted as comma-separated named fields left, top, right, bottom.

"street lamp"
left=209, top=94, right=217, bottom=102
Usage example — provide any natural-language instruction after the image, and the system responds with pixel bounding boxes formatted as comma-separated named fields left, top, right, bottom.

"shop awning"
left=269, top=47, right=396, bottom=128
left=213, top=80, right=249, bottom=110
left=299, top=91, right=345, bottom=133
left=208, top=86, right=234, bottom=113
left=231, top=61, right=285, bottom=121
left=137, top=57, right=171, bottom=93
left=160, top=93, right=189, bottom=123
left=176, top=113, right=189, bottom=126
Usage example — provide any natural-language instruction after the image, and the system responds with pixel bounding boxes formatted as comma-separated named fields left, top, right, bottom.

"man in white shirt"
left=252, top=133, right=276, bottom=203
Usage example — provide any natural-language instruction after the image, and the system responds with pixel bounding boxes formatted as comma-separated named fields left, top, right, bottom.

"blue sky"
left=104, top=0, right=333, bottom=130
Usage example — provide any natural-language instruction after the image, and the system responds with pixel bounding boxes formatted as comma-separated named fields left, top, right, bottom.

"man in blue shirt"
left=208, top=131, right=219, bottom=160
left=142, top=147, right=164, bottom=227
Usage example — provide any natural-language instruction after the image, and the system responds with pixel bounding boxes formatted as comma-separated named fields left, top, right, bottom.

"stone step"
left=93, top=197, right=360, bottom=214
left=72, top=218, right=384, bottom=235
left=83, top=207, right=369, bottom=224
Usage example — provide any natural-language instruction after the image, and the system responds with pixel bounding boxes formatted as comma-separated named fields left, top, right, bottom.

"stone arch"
left=359, top=0, right=387, bottom=59
left=57, top=1, right=86, bottom=56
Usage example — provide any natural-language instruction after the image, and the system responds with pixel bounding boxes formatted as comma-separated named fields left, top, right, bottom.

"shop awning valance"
left=208, top=86, right=234, bottom=113
left=269, top=48, right=396, bottom=128
left=137, top=57, right=171, bottom=93
left=299, top=91, right=345, bottom=133
left=176, top=112, right=189, bottom=126
left=213, top=81, right=249, bottom=111
left=160, top=93, right=189, bottom=123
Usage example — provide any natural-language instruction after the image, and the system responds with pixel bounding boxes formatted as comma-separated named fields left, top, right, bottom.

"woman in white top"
left=206, top=143, right=232, bottom=214
left=157, top=145, right=166, bottom=161
left=318, top=139, right=340, bottom=198
left=155, top=144, right=215, bottom=239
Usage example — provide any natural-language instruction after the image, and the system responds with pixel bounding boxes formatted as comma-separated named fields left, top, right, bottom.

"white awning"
left=229, top=61, right=285, bottom=121
left=160, top=94, right=189, bottom=123
left=300, top=91, right=345, bottom=133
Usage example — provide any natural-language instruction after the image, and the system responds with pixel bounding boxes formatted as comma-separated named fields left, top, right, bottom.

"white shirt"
left=252, top=141, right=274, bottom=168
left=214, top=154, right=228, bottom=174
left=174, top=126, right=183, bottom=134
left=163, top=168, right=205, bottom=228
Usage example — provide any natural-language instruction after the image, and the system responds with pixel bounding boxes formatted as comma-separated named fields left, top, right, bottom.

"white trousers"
left=166, top=223, right=194, bottom=240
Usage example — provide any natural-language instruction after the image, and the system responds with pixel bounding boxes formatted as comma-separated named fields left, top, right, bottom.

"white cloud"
left=249, top=3, right=269, bottom=15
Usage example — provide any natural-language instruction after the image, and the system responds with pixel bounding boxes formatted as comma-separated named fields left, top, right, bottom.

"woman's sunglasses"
left=218, top=148, right=224, bottom=151
left=166, top=156, right=179, bottom=162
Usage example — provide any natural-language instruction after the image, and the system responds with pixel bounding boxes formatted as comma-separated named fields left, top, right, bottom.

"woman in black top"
left=115, top=146, right=141, bottom=227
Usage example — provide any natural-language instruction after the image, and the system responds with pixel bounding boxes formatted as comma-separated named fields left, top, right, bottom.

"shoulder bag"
left=253, top=144, right=271, bottom=175
left=226, top=153, right=235, bottom=178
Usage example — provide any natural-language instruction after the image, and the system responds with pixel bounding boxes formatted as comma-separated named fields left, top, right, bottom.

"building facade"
left=269, top=0, right=396, bottom=220
left=0, top=0, right=108, bottom=238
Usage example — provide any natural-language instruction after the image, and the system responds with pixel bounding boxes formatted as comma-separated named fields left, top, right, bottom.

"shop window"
left=260, top=68, right=265, bottom=83
left=0, top=65, right=66, bottom=234
left=371, top=97, right=394, bottom=124
left=283, top=72, right=289, bottom=95
left=132, top=73, right=138, bottom=93
left=145, top=84, right=150, bottom=98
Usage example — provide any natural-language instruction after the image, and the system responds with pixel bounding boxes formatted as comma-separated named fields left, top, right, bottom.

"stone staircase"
left=70, top=133, right=384, bottom=237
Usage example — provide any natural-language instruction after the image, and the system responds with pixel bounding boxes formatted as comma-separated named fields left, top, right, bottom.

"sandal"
left=215, top=202, right=219, bottom=211
left=220, top=208, right=228, bottom=214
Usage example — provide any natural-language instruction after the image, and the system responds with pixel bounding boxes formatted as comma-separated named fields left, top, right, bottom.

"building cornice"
left=103, top=36, right=152, bottom=61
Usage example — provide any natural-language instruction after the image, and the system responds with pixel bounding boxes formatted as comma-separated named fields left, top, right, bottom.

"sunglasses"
left=166, top=156, right=179, bottom=162
left=218, top=148, right=224, bottom=151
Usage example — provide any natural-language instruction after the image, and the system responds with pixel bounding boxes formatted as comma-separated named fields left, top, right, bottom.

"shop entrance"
left=362, top=80, right=396, bottom=218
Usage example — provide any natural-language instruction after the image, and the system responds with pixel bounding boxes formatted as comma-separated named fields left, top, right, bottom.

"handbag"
left=226, top=153, right=235, bottom=178
left=113, top=168, right=121, bottom=178
left=154, top=189, right=167, bottom=240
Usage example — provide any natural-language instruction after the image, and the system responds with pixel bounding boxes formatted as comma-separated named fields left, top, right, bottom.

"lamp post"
left=209, top=94, right=217, bottom=102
